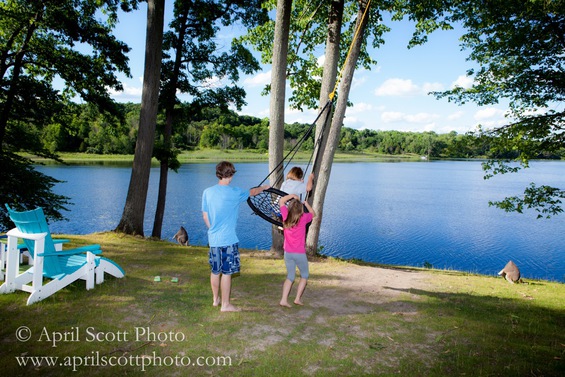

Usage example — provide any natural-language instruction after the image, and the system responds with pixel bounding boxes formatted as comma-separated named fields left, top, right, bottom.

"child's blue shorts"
left=209, top=243, right=241, bottom=275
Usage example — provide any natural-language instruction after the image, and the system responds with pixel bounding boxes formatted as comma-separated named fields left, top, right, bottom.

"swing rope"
left=257, top=99, right=333, bottom=188
left=248, top=0, right=372, bottom=226
left=248, top=100, right=333, bottom=227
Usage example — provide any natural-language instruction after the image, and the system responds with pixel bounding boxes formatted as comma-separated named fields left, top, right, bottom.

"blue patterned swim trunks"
left=209, top=244, right=241, bottom=275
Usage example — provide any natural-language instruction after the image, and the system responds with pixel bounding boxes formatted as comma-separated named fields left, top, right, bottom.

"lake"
left=34, top=160, right=565, bottom=282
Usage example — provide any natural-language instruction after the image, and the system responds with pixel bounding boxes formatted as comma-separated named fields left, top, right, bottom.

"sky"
left=107, top=1, right=510, bottom=135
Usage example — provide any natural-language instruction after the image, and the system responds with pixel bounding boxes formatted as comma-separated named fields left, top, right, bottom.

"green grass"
left=0, top=233, right=563, bottom=376
left=25, top=149, right=423, bottom=165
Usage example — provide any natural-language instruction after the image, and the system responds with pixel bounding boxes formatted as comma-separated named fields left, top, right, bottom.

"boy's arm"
left=202, top=212, right=210, bottom=229
left=306, top=173, right=314, bottom=192
left=249, top=185, right=270, bottom=197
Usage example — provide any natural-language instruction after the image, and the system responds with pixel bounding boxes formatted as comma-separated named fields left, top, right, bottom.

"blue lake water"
left=35, top=160, right=565, bottom=282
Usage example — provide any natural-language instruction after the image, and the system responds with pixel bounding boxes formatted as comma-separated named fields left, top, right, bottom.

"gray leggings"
left=284, top=252, right=309, bottom=282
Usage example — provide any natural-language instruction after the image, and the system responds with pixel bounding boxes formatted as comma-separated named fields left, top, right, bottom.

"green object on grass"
left=171, top=277, right=178, bottom=283
left=154, top=276, right=161, bottom=282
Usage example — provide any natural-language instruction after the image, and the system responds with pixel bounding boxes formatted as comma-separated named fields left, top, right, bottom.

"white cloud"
left=452, top=75, right=474, bottom=89
left=244, top=70, right=272, bottom=87
left=108, top=82, right=143, bottom=101
left=447, top=111, right=465, bottom=121
left=348, top=102, right=374, bottom=114
left=381, top=111, right=405, bottom=123
left=405, top=112, right=440, bottom=123
left=474, top=107, right=505, bottom=121
left=422, top=82, right=445, bottom=93
left=375, top=78, right=419, bottom=96
left=375, top=78, right=444, bottom=97
left=381, top=111, right=439, bottom=124
left=352, top=75, right=367, bottom=89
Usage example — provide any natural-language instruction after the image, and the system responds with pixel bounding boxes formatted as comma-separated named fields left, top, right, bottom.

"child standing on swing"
left=278, top=193, right=316, bottom=307
left=280, top=167, right=314, bottom=201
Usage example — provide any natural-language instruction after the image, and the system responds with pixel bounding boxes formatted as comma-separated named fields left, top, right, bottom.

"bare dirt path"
left=306, top=262, right=432, bottom=315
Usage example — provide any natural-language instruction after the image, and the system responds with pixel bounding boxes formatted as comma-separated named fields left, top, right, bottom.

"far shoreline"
left=27, top=149, right=442, bottom=165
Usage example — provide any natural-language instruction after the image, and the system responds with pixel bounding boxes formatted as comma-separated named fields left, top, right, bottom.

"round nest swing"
left=247, top=100, right=332, bottom=227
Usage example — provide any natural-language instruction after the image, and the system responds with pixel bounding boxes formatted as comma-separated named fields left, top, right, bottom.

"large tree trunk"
left=151, top=140, right=169, bottom=238
left=307, top=0, right=344, bottom=255
left=151, top=3, right=189, bottom=239
left=306, top=0, right=369, bottom=254
left=269, top=0, right=292, bottom=256
left=116, top=0, right=165, bottom=235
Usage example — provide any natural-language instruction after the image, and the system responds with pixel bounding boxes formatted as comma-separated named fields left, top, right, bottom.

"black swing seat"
left=247, top=187, right=309, bottom=227
left=247, top=99, right=332, bottom=227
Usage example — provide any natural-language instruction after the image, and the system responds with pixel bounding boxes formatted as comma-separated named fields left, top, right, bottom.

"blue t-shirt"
left=202, top=184, right=249, bottom=247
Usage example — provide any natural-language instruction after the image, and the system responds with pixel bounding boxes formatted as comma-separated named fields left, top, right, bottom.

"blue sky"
left=108, top=1, right=509, bottom=135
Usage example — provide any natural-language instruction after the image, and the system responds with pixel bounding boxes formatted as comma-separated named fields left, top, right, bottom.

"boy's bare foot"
left=213, top=297, right=221, bottom=307
left=279, top=301, right=292, bottom=308
left=220, top=304, right=241, bottom=312
left=294, top=300, right=304, bottom=306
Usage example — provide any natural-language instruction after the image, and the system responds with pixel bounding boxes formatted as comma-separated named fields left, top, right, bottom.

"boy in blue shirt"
left=202, top=161, right=268, bottom=312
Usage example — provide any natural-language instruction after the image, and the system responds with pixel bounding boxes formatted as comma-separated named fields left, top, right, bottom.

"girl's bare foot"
left=279, top=301, right=292, bottom=308
left=294, top=300, right=304, bottom=306
left=220, top=304, right=241, bottom=312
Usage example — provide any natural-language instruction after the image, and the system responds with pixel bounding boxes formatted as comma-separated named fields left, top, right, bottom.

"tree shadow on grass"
left=383, top=286, right=565, bottom=376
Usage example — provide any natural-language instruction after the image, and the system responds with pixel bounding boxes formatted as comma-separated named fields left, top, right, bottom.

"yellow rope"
left=328, top=0, right=372, bottom=102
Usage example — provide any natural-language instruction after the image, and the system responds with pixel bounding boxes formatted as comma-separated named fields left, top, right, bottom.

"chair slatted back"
left=5, top=205, right=62, bottom=276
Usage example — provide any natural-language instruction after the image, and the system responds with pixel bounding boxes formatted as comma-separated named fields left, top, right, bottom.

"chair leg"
left=0, top=242, right=5, bottom=281
left=86, top=252, right=95, bottom=290
left=2, top=235, right=22, bottom=293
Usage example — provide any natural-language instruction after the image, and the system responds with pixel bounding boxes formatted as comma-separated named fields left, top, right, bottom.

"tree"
left=247, top=0, right=552, bottom=251
left=151, top=0, right=267, bottom=239
left=307, top=0, right=374, bottom=253
left=266, top=0, right=293, bottom=254
left=116, top=0, right=165, bottom=235
left=422, top=0, right=565, bottom=218
left=0, top=0, right=132, bottom=228
left=244, top=0, right=390, bottom=253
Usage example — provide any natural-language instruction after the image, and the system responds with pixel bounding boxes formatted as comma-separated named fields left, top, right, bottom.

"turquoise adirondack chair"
left=0, top=205, right=125, bottom=305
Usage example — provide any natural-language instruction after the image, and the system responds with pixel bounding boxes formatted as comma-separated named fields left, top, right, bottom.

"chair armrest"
left=39, top=249, right=102, bottom=257
left=1, top=234, right=29, bottom=250
left=38, top=244, right=102, bottom=257
left=6, top=228, right=48, bottom=241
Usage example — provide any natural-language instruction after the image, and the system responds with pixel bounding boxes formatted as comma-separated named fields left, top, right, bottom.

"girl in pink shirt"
left=278, top=194, right=316, bottom=307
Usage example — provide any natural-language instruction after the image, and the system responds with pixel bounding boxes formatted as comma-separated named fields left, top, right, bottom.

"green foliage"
left=0, top=0, right=134, bottom=226
left=0, top=0, right=131, bottom=128
left=22, top=102, right=565, bottom=160
left=490, top=183, right=565, bottom=219
left=0, top=153, right=70, bottom=231
left=241, top=0, right=391, bottom=111
left=421, top=0, right=565, bottom=217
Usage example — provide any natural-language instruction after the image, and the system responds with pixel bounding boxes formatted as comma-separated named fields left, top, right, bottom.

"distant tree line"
left=37, top=102, right=565, bottom=160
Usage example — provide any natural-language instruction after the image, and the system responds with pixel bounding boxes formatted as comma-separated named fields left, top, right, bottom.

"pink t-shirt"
left=280, top=206, right=313, bottom=253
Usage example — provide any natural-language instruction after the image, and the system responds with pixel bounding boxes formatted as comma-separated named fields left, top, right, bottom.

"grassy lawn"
left=27, top=149, right=423, bottom=165
left=0, top=232, right=563, bottom=376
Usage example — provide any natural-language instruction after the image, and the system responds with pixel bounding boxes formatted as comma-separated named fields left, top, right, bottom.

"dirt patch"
left=235, top=256, right=433, bottom=365
left=307, top=262, right=431, bottom=315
